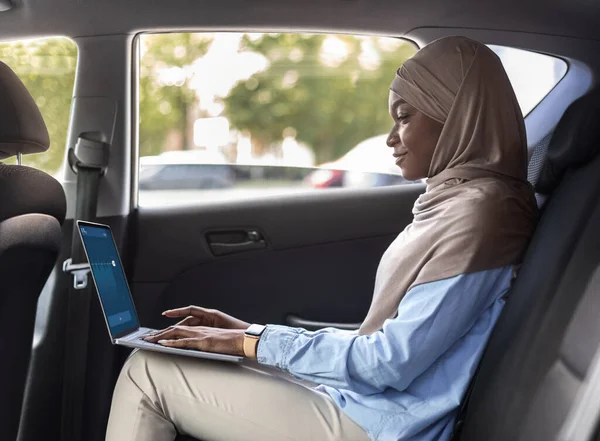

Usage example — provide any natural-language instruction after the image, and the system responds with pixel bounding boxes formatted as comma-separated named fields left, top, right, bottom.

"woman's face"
left=386, top=91, right=444, bottom=181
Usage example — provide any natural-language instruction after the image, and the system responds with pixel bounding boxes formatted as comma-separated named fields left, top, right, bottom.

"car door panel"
left=131, top=184, right=423, bottom=329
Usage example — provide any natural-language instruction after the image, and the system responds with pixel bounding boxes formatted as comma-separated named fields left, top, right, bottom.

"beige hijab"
left=359, top=36, right=538, bottom=335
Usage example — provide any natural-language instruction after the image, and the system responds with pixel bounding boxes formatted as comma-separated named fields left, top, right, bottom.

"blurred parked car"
left=139, top=150, right=235, bottom=190
left=306, top=134, right=416, bottom=188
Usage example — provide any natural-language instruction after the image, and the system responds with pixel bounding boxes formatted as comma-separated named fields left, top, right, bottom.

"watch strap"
left=243, top=324, right=266, bottom=358
left=243, top=334, right=260, bottom=358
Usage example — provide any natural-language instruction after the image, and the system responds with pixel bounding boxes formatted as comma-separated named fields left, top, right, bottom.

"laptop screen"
left=79, top=223, right=139, bottom=338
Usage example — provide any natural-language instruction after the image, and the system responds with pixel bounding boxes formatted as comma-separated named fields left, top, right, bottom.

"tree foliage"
left=0, top=38, right=77, bottom=174
left=139, top=33, right=211, bottom=156
left=222, top=34, right=416, bottom=163
left=0, top=33, right=415, bottom=174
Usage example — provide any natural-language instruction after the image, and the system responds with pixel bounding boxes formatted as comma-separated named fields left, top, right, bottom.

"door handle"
left=206, top=229, right=267, bottom=256
left=286, top=315, right=362, bottom=331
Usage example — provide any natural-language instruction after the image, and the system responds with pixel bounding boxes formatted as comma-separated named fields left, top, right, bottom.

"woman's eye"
left=397, top=114, right=409, bottom=122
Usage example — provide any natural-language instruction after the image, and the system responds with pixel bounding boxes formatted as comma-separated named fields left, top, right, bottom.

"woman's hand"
left=162, top=305, right=250, bottom=330
left=143, top=325, right=246, bottom=356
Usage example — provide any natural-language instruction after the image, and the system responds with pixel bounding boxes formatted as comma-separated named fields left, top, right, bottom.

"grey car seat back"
left=0, top=60, right=66, bottom=440
left=518, top=266, right=600, bottom=441
left=460, top=90, right=600, bottom=441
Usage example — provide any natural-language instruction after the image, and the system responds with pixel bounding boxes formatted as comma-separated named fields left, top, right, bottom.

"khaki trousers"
left=105, top=350, right=370, bottom=441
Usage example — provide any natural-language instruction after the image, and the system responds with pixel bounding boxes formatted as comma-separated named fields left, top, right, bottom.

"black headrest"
left=0, top=164, right=66, bottom=224
left=536, top=90, right=600, bottom=195
left=0, top=61, right=50, bottom=160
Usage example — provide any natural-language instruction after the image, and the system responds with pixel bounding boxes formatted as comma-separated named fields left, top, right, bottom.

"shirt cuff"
left=256, top=324, right=300, bottom=370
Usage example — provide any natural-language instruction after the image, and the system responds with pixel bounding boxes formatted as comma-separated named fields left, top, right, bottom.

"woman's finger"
left=144, top=326, right=193, bottom=342
left=162, top=326, right=194, bottom=339
left=175, top=316, right=198, bottom=326
left=162, top=305, right=204, bottom=318
left=143, top=326, right=173, bottom=340
left=158, top=338, right=202, bottom=350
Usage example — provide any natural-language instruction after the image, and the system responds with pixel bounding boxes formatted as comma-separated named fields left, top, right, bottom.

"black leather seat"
left=459, top=90, right=600, bottom=441
left=0, top=61, right=66, bottom=440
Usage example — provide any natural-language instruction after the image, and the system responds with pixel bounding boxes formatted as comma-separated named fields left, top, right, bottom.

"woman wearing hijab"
left=106, top=36, right=537, bottom=441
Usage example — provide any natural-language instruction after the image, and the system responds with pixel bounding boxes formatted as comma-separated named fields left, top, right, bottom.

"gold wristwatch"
left=243, top=324, right=266, bottom=359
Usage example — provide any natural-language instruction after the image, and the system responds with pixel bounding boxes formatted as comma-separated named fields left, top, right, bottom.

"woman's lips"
left=393, top=153, right=407, bottom=165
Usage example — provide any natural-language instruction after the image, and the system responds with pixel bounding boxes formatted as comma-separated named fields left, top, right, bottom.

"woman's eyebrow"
left=391, top=99, right=406, bottom=113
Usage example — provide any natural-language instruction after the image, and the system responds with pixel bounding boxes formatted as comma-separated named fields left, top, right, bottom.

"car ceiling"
left=1, top=0, right=600, bottom=41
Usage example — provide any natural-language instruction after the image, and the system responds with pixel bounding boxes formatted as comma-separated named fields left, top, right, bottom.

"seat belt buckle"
left=62, top=258, right=91, bottom=290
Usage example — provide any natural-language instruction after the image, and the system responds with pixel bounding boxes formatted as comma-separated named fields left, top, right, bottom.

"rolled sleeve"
left=256, top=325, right=301, bottom=369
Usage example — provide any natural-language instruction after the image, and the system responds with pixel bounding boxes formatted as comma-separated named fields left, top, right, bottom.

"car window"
left=489, top=45, right=567, bottom=116
left=0, top=37, right=78, bottom=176
left=136, top=32, right=418, bottom=206
left=136, top=33, right=566, bottom=207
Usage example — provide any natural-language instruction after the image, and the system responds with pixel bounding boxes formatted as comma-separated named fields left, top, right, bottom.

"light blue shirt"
left=257, top=266, right=513, bottom=441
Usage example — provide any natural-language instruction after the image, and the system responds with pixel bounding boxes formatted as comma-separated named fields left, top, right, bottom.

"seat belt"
left=60, top=134, right=109, bottom=441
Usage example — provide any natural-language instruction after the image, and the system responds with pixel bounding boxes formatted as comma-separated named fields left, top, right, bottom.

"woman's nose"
left=386, top=129, right=398, bottom=147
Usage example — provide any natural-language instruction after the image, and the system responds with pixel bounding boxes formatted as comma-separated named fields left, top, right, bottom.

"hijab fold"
left=358, top=37, right=538, bottom=335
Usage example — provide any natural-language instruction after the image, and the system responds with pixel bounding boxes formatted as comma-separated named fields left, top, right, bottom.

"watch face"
left=246, top=324, right=266, bottom=337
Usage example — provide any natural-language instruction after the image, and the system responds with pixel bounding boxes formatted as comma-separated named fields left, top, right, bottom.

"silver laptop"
left=77, top=220, right=244, bottom=363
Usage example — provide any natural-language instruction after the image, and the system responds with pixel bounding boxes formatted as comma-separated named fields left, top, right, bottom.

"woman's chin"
left=399, top=167, right=419, bottom=182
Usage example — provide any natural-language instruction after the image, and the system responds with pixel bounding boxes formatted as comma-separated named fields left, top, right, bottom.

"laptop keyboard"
left=129, top=336, right=164, bottom=348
